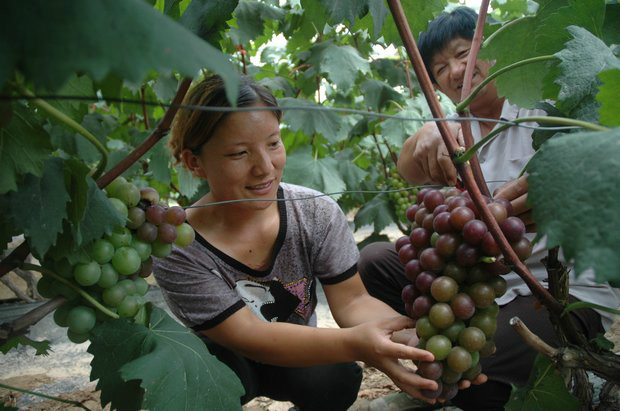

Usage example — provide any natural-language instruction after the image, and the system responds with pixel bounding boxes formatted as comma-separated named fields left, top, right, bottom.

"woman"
left=153, top=74, right=446, bottom=410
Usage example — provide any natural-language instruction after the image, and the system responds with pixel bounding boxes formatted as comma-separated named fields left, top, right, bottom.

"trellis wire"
left=3, top=94, right=578, bottom=132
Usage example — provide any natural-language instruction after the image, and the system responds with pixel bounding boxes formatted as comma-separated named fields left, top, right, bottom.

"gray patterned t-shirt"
left=153, top=183, right=359, bottom=331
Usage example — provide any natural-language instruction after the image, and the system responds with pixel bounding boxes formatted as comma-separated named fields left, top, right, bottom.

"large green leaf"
left=279, top=97, right=341, bottom=142
left=229, top=0, right=286, bottom=45
left=527, top=129, right=620, bottom=284
left=480, top=0, right=605, bottom=108
left=353, top=193, right=394, bottom=232
left=283, top=146, right=346, bottom=199
left=0, top=0, right=239, bottom=104
left=180, top=0, right=238, bottom=47
left=381, top=0, right=447, bottom=46
left=6, top=158, right=69, bottom=258
left=306, top=42, right=370, bottom=92
left=89, top=306, right=244, bottom=411
left=553, top=26, right=620, bottom=115
left=149, top=138, right=173, bottom=185
left=360, top=79, right=405, bottom=112
left=506, top=354, right=580, bottom=411
left=320, top=0, right=387, bottom=38
left=45, top=73, right=94, bottom=124
left=0, top=105, right=52, bottom=194
left=596, top=69, right=620, bottom=127
left=176, top=165, right=202, bottom=199
left=602, top=3, right=620, bottom=46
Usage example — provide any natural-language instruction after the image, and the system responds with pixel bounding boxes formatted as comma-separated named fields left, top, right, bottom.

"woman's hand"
left=398, top=121, right=464, bottom=186
left=494, top=175, right=535, bottom=232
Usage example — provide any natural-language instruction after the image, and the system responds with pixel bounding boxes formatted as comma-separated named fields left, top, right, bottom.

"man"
left=359, top=7, right=620, bottom=411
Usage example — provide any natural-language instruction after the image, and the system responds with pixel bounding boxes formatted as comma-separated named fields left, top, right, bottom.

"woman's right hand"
left=348, top=315, right=443, bottom=403
left=398, top=121, right=464, bottom=186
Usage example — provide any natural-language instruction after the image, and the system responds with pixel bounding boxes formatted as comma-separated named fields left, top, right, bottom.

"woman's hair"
left=169, top=75, right=282, bottom=162
left=418, top=6, right=478, bottom=84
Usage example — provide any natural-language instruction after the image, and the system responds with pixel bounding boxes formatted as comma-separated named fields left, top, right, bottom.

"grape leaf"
left=152, top=74, right=180, bottom=103
left=506, top=354, right=580, bottom=411
left=45, top=73, right=94, bottom=124
left=480, top=0, right=605, bottom=108
left=553, top=26, right=620, bottom=115
left=0, top=335, right=51, bottom=356
left=602, top=3, right=620, bottom=46
left=596, top=69, right=620, bottom=127
left=527, top=128, right=620, bottom=284
left=71, top=178, right=126, bottom=248
left=353, top=193, right=394, bottom=233
left=283, top=146, right=346, bottom=199
left=279, top=97, right=341, bottom=142
left=370, top=58, right=411, bottom=88
left=360, top=79, right=404, bottom=112
left=149, top=138, right=173, bottom=185
left=89, top=306, right=244, bottom=411
left=6, top=158, right=69, bottom=258
left=229, top=0, right=286, bottom=45
left=306, top=42, right=370, bottom=92
left=64, top=158, right=91, bottom=227
left=319, top=0, right=387, bottom=38
left=176, top=164, right=202, bottom=199
left=381, top=0, right=447, bottom=45
left=0, top=0, right=239, bottom=105
left=0, top=105, right=52, bottom=194
left=0, top=403, right=18, bottom=411
left=180, top=0, right=238, bottom=47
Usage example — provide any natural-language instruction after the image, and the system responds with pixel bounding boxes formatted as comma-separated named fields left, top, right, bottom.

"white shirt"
left=470, top=100, right=620, bottom=329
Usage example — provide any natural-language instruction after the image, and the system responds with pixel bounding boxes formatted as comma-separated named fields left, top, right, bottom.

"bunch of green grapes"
left=38, top=177, right=195, bottom=343
left=385, top=168, right=418, bottom=225
left=397, top=187, right=530, bottom=400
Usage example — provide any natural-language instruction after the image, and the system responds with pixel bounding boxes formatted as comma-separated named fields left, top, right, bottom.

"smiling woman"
left=151, top=75, right=469, bottom=411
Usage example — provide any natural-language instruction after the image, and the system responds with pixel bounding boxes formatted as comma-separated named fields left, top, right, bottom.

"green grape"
left=36, top=276, right=59, bottom=298
left=118, top=279, right=137, bottom=295
left=441, top=320, right=465, bottom=343
left=53, top=304, right=72, bottom=327
left=117, top=295, right=140, bottom=318
left=442, top=368, right=462, bottom=384
left=426, top=334, right=452, bottom=361
left=151, top=241, right=172, bottom=258
left=67, top=330, right=90, bottom=344
left=67, top=306, right=96, bottom=334
left=470, top=351, right=480, bottom=368
left=470, top=313, right=497, bottom=338
left=73, top=261, right=101, bottom=286
left=131, top=237, right=152, bottom=261
left=98, top=264, right=119, bottom=288
left=111, top=246, right=141, bottom=275
left=90, top=239, right=115, bottom=264
left=106, top=227, right=132, bottom=249
left=416, top=316, right=439, bottom=339
left=105, top=177, right=128, bottom=198
left=446, top=346, right=472, bottom=373
left=175, top=223, right=195, bottom=247
left=458, top=327, right=486, bottom=352
left=102, top=284, right=127, bottom=307
left=429, top=303, right=455, bottom=329
left=116, top=182, right=141, bottom=207
left=108, top=197, right=129, bottom=220
left=133, top=277, right=149, bottom=296
left=55, top=281, right=79, bottom=300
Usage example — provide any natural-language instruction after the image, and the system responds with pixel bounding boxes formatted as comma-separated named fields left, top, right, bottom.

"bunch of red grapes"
left=397, top=187, right=530, bottom=400
left=38, top=177, right=195, bottom=343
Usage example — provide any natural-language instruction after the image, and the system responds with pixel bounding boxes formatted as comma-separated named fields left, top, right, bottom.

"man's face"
left=429, top=37, right=494, bottom=105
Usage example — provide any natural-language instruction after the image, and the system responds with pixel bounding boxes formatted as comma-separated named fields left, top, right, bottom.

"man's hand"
left=398, top=121, right=464, bottom=186
left=494, top=175, right=535, bottom=232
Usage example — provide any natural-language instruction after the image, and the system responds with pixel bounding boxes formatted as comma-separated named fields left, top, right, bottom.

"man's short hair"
left=418, top=6, right=478, bottom=83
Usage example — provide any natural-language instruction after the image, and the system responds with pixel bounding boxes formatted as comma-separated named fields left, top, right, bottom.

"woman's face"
left=190, top=105, right=285, bottom=210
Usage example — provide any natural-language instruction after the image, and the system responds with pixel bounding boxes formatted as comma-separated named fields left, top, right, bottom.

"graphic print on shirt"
left=235, top=278, right=301, bottom=322
left=283, top=277, right=316, bottom=322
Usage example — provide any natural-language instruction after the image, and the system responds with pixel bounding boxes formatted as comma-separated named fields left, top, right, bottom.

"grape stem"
left=12, top=82, right=108, bottom=179
left=453, top=116, right=609, bottom=165
left=387, top=0, right=563, bottom=315
left=0, top=382, right=94, bottom=411
left=22, top=263, right=119, bottom=320
left=457, top=0, right=491, bottom=197
left=456, top=55, right=557, bottom=113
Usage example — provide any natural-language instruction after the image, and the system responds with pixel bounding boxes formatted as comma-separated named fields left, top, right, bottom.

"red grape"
left=462, top=219, right=487, bottom=245
left=432, top=212, right=452, bottom=234
left=410, top=228, right=431, bottom=249
left=395, top=236, right=410, bottom=252
left=146, top=205, right=166, bottom=225
left=419, top=248, right=445, bottom=273
left=500, top=216, right=525, bottom=242
left=165, top=206, right=186, bottom=225
left=423, top=190, right=445, bottom=212
left=449, top=206, right=475, bottom=231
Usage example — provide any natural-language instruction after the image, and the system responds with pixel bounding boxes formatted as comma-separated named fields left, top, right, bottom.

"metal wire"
left=183, top=182, right=509, bottom=208
left=2, top=94, right=579, bottom=132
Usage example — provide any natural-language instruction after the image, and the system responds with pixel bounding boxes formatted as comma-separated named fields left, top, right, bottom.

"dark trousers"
left=202, top=336, right=363, bottom=411
left=359, top=242, right=604, bottom=411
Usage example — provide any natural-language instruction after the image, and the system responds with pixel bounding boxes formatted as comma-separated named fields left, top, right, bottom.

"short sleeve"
left=153, top=243, right=245, bottom=331
left=310, top=196, right=360, bottom=285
